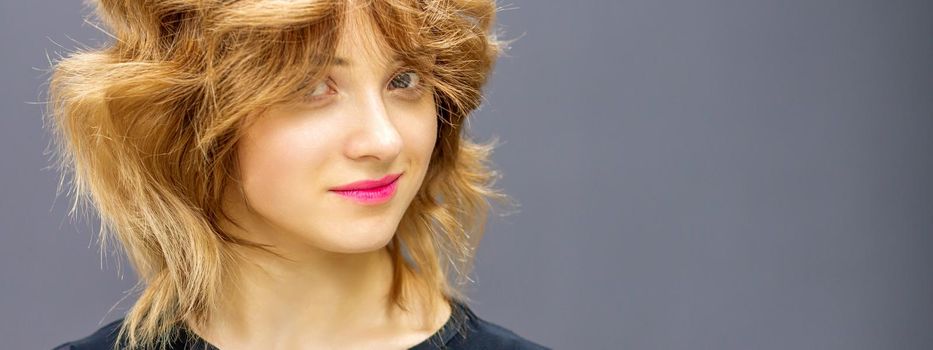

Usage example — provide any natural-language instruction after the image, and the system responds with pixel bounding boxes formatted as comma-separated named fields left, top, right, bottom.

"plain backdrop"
left=3, top=1, right=933, bottom=349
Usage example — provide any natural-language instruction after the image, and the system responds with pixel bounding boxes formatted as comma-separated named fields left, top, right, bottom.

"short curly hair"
left=46, top=1, right=512, bottom=349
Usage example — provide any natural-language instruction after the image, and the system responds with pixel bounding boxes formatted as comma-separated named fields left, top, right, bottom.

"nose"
left=344, top=91, right=403, bottom=162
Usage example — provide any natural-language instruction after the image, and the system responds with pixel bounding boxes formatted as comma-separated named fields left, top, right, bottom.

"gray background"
left=3, top=0, right=932, bottom=349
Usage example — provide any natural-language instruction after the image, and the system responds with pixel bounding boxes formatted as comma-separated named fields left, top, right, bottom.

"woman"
left=47, top=0, right=547, bottom=349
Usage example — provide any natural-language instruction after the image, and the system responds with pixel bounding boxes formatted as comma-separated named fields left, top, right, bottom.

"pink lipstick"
left=329, top=173, right=402, bottom=205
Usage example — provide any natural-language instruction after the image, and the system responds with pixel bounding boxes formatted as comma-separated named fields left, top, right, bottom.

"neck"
left=229, top=245, right=397, bottom=333
left=189, top=221, right=450, bottom=349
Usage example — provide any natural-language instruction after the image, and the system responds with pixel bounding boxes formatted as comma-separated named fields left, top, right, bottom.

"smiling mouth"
left=329, top=173, right=403, bottom=191
left=329, top=173, right=402, bottom=205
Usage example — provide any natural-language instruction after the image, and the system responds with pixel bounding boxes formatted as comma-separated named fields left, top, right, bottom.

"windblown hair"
left=45, top=0, right=513, bottom=349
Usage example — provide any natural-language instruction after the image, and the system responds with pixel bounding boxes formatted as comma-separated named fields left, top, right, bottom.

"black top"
left=53, top=299, right=549, bottom=350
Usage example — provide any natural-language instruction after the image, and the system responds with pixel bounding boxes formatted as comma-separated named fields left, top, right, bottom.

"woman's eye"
left=300, top=78, right=336, bottom=104
left=307, top=80, right=333, bottom=99
left=388, top=71, right=420, bottom=90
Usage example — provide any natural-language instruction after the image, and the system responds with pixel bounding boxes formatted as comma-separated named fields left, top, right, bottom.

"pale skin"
left=191, top=9, right=451, bottom=350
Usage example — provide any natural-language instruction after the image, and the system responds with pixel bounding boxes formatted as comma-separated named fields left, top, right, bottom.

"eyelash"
left=302, top=69, right=426, bottom=103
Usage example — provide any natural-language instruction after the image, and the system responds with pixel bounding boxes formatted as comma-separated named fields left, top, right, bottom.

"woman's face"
left=227, top=12, right=437, bottom=255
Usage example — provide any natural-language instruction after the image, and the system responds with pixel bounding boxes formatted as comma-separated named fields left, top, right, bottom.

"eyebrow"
left=331, top=55, right=402, bottom=67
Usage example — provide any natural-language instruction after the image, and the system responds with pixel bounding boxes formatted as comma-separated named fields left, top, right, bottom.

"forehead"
left=333, top=6, right=397, bottom=68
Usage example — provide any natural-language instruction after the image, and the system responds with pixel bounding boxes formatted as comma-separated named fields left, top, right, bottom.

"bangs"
left=201, top=0, right=497, bottom=124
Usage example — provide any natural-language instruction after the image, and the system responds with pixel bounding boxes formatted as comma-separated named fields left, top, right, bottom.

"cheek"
left=403, top=117, right=437, bottom=162
left=395, top=98, right=439, bottom=163
left=237, top=117, right=333, bottom=205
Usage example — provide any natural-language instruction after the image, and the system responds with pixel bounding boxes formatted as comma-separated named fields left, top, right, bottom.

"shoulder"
left=444, top=302, right=550, bottom=350
left=52, top=304, right=550, bottom=350
left=52, top=318, right=124, bottom=350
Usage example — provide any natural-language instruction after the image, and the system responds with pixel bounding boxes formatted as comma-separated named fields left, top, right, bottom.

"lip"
left=328, top=173, right=402, bottom=205
left=330, top=173, right=403, bottom=191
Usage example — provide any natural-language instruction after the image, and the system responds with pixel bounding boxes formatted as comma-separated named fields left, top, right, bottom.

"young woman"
left=47, top=0, right=547, bottom=349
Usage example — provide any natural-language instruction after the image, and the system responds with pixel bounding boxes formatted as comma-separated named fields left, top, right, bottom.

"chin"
left=326, top=237, right=394, bottom=254
left=313, top=226, right=397, bottom=254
